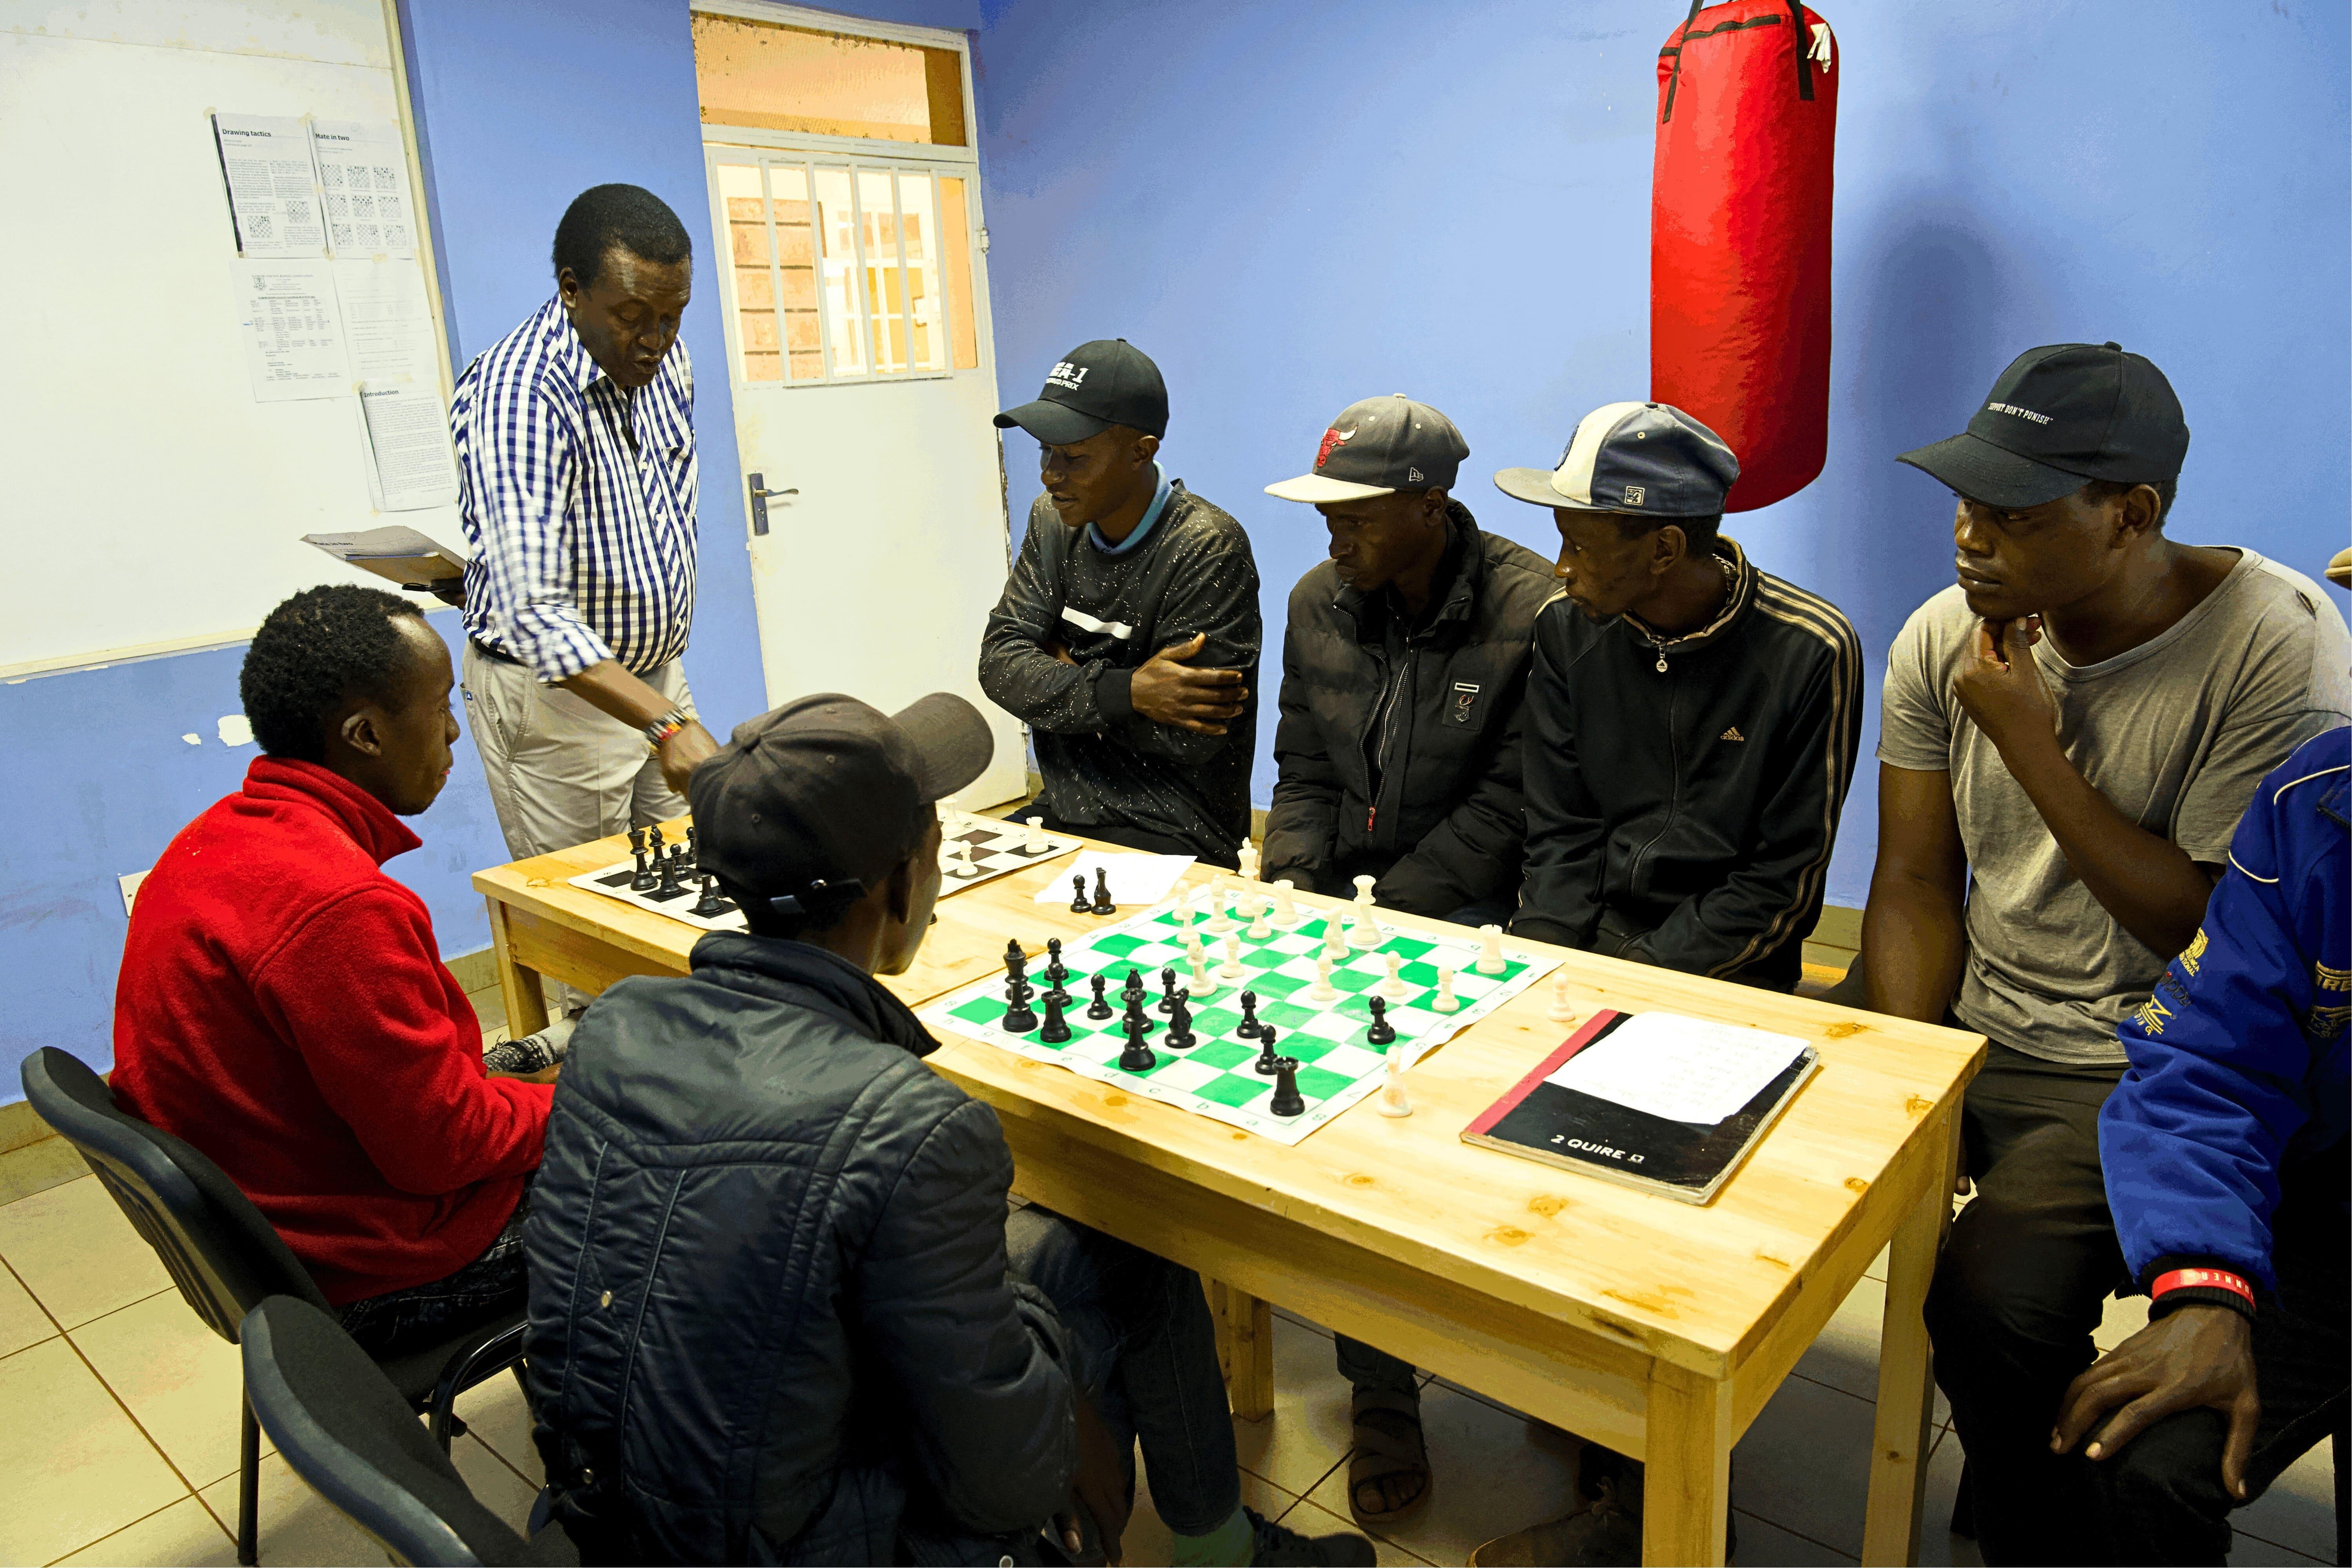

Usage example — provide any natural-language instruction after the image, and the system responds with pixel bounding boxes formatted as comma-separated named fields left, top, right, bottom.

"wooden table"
left=475, top=824, right=1984, bottom=1566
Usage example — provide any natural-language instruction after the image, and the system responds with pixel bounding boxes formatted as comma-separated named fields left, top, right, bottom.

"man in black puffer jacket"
left=524, top=691, right=1371, bottom=1568
left=1261, top=395, right=1555, bottom=926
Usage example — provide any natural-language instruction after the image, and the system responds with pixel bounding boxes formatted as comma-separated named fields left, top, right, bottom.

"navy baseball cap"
left=995, top=339, right=1169, bottom=445
left=1494, top=402, right=1739, bottom=518
left=691, top=692, right=992, bottom=917
left=1898, top=342, right=2190, bottom=509
left=1265, top=394, right=1469, bottom=503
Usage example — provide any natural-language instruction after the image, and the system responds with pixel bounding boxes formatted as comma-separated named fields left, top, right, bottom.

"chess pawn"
left=1085, top=974, right=1114, bottom=1020
left=1217, top=933, right=1245, bottom=982
left=1307, top=954, right=1338, bottom=1004
left=1272, top=878, right=1299, bottom=927
left=1366, top=996, right=1398, bottom=1046
left=1376, top=1044, right=1414, bottom=1118
left=1477, top=923, right=1507, bottom=976
left=1234, top=989, right=1264, bottom=1040
left=1044, top=936, right=1069, bottom=987
left=946, top=838, right=976, bottom=878
left=1244, top=890, right=1273, bottom=941
left=1432, top=966, right=1461, bottom=1014
left=1377, top=951, right=1409, bottom=1003
left=1156, top=967, right=1180, bottom=1014
left=1347, top=874, right=1381, bottom=949
left=1546, top=971, right=1578, bottom=1023
left=1252, top=1026, right=1282, bottom=1076
left=1070, top=873, right=1091, bottom=914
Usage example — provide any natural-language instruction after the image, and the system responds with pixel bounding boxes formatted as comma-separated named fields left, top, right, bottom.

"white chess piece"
left=1189, top=947, right=1215, bottom=999
left=1217, top=933, right=1245, bottom=982
left=1238, top=840, right=1260, bottom=882
left=1347, top=874, right=1381, bottom=949
left=1322, top=913, right=1347, bottom=961
left=1308, top=953, right=1338, bottom=1004
left=1476, top=924, right=1507, bottom=976
left=1023, top=815, right=1047, bottom=855
left=1377, top=951, right=1409, bottom=1003
left=944, top=838, right=975, bottom=877
left=1244, top=890, right=1274, bottom=941
left=1272, top=878, right=1299, bottom=926
left=1376, top=1044, right=1414, bottom=1118
left=1174, top=886, right=1195, bottom=927
left=1432, top=966, right=1461, bottom=1013
left=1205, top=884, right=1235, bottom=936
left=1546, top=971, right=1578, bottom=1023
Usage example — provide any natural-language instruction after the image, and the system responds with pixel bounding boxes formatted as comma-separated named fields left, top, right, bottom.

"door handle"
left=747, top=472, right=799, bottom=536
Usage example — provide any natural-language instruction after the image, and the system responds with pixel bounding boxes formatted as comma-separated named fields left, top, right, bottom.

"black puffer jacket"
left=1262, top=506, right=1557, bottom=916
left=522, top=936, right=1074, bottom=1565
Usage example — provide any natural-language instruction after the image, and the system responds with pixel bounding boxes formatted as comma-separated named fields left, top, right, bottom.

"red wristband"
left=2151, top=1267, right=2256, bottom=1311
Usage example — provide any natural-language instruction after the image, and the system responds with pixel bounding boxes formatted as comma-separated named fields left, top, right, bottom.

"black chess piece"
left=1091, top=867, right=1116, bottom=915
left=682, top=824, right=698, bottom=869
left=1252, top=1026, right=1282, bottom=1076
left=1001, top=980, right=1039, bottom=1034
left=630, top=843, right=656, bottom=891
left=654, top=847, right=684, bottom=897
left=1165, top=991, right=1196, bottom=1049
left=645, top=823, right=664, bottom=857
left=1116, top=1015, right=1156, bottom=1073
left=1122, top=968, right=1146, bottom=1003
left=1365, top=996, right=1397, bottom=1047
left=1155, top=967, right=1180, bottom=1015
left=1003, top=941, right=1029, bottom=989
left=1044, top=938, right=1068, bottom=987
left=1070, top=874, right=1091, bottom=913
left=1121, top=993, right=1156, bottom=1036
left=1268, top=1057, right=1306, bottom=1118
left=690, top=874, right=730, bottom=919
left=1037, top=991, right=1072, bottom=1044
left=1085, top=974, right=1113, bottom=1020
left=1235, top=990, right=1263, bottom=1040
left=626, top=825, right=644, bottom=858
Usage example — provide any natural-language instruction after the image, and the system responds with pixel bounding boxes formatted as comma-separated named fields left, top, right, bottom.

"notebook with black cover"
left=1461, top=1008, right=1819, bottom=1205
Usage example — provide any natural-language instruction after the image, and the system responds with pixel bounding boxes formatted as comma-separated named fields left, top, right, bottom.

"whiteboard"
left=0, top=2, right=456, bottom=678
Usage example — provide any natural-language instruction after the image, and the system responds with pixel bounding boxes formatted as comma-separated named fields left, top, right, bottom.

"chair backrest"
left=241, top=1296, right=528, bottom=1567
left=19, top=1047, right=331, bottom=1341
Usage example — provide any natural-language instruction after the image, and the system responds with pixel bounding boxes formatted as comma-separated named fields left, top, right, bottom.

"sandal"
left=1346, top=1387, right=1432, bottom=1526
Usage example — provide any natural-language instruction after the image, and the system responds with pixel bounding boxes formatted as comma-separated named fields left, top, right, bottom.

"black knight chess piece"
left=1164, top=991, right=1196, bottom=1050
left=1268, top=1058, right=1306, bottom=1118
left=1086, top=974, right=1113, bottom=1020
left=1091, top=867, right=1117, bottom=915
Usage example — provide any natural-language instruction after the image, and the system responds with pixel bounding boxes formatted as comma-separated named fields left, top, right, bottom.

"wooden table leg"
left=1861, top=1110, right=1959, bottom=1566
left=1643, top=1360, right=1733, bottom=1566
left=1209, top=1279, right=1274, bottom=1421
left=486, top=898, right=549, bottom=1039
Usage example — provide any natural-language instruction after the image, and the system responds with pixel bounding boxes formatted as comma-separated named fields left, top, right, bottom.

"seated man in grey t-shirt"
left=1842, top=342, right=2351, bottom=1564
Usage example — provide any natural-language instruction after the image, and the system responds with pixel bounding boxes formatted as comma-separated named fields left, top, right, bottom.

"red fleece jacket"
left=111, top=758, right=552, bottom=1305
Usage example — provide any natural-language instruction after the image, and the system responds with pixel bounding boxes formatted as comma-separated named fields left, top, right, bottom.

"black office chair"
left=240, top=1296, right=574, bottom=1566
left=20, top=1048, right=528, bottom=1566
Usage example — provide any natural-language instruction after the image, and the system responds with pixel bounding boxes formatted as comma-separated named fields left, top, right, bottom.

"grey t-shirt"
left=1879, top=550, right=2352, bottom=1065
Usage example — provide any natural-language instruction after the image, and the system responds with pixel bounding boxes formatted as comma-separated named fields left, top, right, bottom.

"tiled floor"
left=0, top=1082, right=2339, bottom=1562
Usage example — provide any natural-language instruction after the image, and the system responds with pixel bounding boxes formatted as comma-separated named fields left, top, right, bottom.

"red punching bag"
left=1650, top=1, right=1837, bottom=512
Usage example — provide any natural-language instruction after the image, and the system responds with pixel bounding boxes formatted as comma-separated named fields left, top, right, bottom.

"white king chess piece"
left=1238, top=839, right=1260, bottom=882
left=1376, top=1043, right=1414, bottom=1118
left=1432, top=966, right=1461, bottom=1013
left=1476, top=924, right=1506, bottom=976
left=1546, top=971, right=1578, bottom=1023
left=1272, top=878, right=1300, bottom=927
left=1022, top=815, right=1047, bottom=855
left=1347, top=874, right=1381, bottom=949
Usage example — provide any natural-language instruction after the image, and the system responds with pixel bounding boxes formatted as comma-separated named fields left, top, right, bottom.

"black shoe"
left=1246, top=1505, right=1376, bottom=1566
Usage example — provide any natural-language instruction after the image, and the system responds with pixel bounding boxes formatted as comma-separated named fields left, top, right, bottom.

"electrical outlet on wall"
left=120, top=869, right=149, bottom=916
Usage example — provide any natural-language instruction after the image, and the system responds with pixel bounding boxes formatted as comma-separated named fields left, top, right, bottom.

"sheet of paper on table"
left=1545, top=1011, right=1812, bottom=1127
left=1029, top=849, right=1195, bottom=906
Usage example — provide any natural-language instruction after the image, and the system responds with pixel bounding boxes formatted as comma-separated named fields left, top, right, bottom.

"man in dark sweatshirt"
left=980, top=339, right=1261, bottom=868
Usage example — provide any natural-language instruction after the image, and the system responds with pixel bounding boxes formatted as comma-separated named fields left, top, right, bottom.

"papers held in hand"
left=1462, top=1009, right=1820, bottom=1204
left=302, top=526, right=466, bottom=588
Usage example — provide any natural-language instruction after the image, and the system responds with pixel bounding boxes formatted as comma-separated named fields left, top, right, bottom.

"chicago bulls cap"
left=1897, top=342, right=2189, bottom=509
left=1266, top=394, right=1470, bottom=504
left=1494, top=401, right=1738, bottom=518
left=994, top=339, right=1169, bottom=444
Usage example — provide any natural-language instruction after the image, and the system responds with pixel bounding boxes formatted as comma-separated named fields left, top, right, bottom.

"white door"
left=697, top=10, right=1023, bottom=808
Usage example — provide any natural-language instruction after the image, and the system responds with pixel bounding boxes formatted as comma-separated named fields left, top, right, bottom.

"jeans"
left=339, top=1182, right=532, bottom=1361
left=1004, top=1205, right=1241, bottom=1537
left=1926, top=1044, right=2351, bottom=1563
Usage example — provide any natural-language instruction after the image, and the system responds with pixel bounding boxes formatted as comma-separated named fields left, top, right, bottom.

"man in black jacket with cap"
left=980, top=340, right=1262, bottom=867
left=523, top=691, right=1371, bottom=1566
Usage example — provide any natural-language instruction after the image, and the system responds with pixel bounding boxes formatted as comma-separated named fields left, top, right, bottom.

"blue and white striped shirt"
left=452, top=297, right=699, bottom=681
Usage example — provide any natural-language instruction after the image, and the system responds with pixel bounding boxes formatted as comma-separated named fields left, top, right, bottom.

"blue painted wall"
left=9, top=0, right=2346, bottom=1107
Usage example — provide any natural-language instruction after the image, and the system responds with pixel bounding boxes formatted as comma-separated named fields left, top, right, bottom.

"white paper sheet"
left=309, top=119, right=417, bottom=258
left=212, top=114, right=325, bottom=256
left=1031, top=850, right=1196, bottom=906
left=232, top=260, right=347, bottom=401
left=356, top=381, right=458, bottom=511
left=1546, top=1012, right=1810, bottom=1127
left=334, top=260, right=438, bottom=382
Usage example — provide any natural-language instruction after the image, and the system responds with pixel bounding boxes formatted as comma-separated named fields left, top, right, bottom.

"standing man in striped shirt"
left=452, top=183, right=719, bottom=882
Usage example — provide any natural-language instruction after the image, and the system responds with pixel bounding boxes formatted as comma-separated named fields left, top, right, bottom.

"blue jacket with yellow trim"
left=2103, top=726, right=2350, bottom=1292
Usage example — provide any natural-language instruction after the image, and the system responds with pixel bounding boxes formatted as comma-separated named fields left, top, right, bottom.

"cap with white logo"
left=995, top=339, right=1169, bottom=445
left=1493, top=401, right=1739, bottom=518
left=1266, top=394, right=1469, bottom=505
left=1897, top=342, right=2189, bottom=508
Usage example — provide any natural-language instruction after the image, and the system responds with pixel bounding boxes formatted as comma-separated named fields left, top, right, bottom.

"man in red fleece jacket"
left=112, top=585, right=555, bottom=1357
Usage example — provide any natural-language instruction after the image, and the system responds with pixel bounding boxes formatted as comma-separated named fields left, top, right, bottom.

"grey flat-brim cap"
left=1495, top=401, right=1738, bottom=517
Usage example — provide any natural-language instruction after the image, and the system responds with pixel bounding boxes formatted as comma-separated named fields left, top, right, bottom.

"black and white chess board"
left=936, top=810, right=1083, bottom=892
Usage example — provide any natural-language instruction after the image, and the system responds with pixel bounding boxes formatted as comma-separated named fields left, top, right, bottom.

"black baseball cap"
left=1897, top=342, right=2190, bottom=508
left=1494, top=401, right=1738, bottom=518
left=690, top=692, right=993, bottom=917
left=994, top=339, right=1169, bottom=444
left=1265, top=394, right=1469, bottom=503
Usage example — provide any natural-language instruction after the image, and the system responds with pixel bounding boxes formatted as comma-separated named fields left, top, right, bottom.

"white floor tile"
left=51, top=1494, right=236, bottom=1567
left=1232, top=1309, right=1356, bottom=1498
left=1792, top=1270, right=1949, bottom=1426
left=0, top=1176, right=171, bottom=1328
left=1730, top=1374, right=1879, bottom=1559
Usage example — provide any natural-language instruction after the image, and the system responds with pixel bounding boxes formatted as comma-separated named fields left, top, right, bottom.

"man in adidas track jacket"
left=1495, top=402, right=1863, bottom=991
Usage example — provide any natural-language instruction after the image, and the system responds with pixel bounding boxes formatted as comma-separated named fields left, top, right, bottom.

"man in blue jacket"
left=2045, top=723, right=2348, bottom=1564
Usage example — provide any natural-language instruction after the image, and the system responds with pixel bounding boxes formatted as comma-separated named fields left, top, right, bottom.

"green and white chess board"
left=918, top=898, right=1559, bottom=1145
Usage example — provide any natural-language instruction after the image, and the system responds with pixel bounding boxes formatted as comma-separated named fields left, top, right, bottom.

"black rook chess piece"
left=1365, top=996, right=1397, bottom=1047
left=1086, top=974, right=1113, bottom=1020
left=1268, top=1058, right=1306, bottom=1118
left=1091, top=867, right=1117, bottom=915
left=1117, top=1016, right=1156, bottom=1073
left=1037, top=991, right=1073, bottom=1044
left=1235, top=990, right=1263, bottom=1040
left=1070, top=874, right=1091, bottom=914
left=1252, top=1026, right=1282, bottom=1076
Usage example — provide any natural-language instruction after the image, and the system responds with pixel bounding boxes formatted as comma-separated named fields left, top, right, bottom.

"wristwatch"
left=644, top=707, right=692, bottom=749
